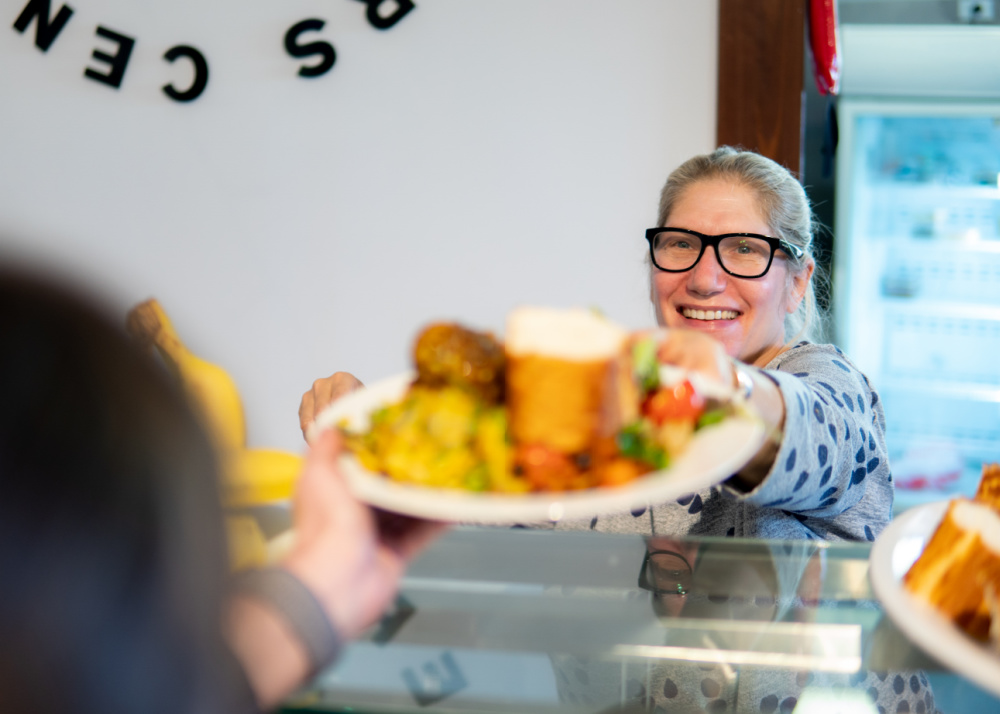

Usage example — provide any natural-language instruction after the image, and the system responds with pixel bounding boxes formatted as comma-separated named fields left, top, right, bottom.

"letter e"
left=84, top=26, right=134, bottom=89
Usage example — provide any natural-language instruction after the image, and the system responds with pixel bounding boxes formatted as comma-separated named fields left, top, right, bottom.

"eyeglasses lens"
left=651, top=231, right=773, bottom=277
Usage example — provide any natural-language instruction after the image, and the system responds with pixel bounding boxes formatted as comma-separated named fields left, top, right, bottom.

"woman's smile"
left=678, top=307, right=741, bottom=322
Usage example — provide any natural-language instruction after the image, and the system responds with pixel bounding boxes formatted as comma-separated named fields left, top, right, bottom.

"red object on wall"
left=808, top=0, right=841, bottom=95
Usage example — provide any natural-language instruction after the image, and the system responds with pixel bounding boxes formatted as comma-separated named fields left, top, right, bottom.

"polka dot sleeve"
left=731, top=343, right=894, bottom=541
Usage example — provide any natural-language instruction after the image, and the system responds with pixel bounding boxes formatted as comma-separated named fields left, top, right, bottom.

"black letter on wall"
left=354, top=0, right=415, bottom=30
left=163, top=45, right=208, bottom=102
left=284, top=19, right=335, bottom=78
left=84, top=26, right=134, bottom=88
left=13, top=0, right=74, bottom=51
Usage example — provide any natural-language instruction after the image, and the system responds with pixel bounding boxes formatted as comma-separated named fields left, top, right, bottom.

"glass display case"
left=278, top=528, right=999, bottom=713
left=834, top=102, right=1000, bottom=512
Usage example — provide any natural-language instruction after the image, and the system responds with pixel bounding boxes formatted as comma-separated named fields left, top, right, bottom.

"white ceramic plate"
left=870, top=499, right=1000, bottom=698
left=308, top=371, right=766, bottom=524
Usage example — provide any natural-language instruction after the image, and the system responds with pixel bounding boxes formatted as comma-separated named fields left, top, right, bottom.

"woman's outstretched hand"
left=649, top=328, right=737, bottom=390
left=653, top=328, right=784, bottom=491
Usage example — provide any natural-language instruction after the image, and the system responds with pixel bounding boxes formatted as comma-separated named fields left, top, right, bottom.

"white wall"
left=0, top=0, right=717, bottom=451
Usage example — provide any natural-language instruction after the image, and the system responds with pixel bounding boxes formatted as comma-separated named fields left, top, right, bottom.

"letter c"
left=162, top=45, right=208, bottom=102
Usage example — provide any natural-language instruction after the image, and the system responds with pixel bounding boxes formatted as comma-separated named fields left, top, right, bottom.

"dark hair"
left=0, top=267, right=232, bottom=714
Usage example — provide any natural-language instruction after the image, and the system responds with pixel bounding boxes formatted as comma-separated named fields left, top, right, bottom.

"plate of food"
left=869, top=465, right=1000, bottom=698
left=309, top=306, right=766, bottom=524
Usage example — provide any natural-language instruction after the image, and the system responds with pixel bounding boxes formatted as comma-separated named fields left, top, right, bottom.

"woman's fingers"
left=298, top=371, right=365, bottom=438
left=655, top=329, right=736, bottom=388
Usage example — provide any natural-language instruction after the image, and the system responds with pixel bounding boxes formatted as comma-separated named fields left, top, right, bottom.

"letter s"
left=284, top=19, right=335, bottom=78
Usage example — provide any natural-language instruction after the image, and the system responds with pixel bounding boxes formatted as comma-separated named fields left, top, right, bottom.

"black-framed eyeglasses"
left=638, top=549, right=693, bottom=597
left=645, top=227, right=804, bottom=279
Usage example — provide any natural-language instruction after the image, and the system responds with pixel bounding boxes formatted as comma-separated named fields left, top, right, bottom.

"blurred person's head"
left=0, top=265, right=231, bottom=714
left=648, top=146, right=825, bottom=364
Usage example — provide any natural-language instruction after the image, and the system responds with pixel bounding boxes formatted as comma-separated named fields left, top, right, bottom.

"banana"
left=127, top=299, right=246, bottom=453
left=224, top=448, right=305, bottom=509
left=127, top=299, right=304, bottom=572
left=126, top=298, right=303, bottom=511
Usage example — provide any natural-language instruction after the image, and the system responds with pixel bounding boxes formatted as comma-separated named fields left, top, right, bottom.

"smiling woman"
left=549, top=146, right=894, bottom=546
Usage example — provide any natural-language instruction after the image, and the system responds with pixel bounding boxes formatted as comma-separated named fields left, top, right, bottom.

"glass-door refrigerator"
left=834, top=27, right=1000, bottom=511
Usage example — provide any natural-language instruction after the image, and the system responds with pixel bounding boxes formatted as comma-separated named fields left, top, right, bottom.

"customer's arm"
left=225, top=429, right=445, bottom=711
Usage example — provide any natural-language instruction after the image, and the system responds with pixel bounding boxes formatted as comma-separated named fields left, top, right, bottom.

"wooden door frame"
left=717, top=0, right=806, bottom=175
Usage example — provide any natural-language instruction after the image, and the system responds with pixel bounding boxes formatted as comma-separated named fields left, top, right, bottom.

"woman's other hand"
left=298, top=371, right=364, bottom=439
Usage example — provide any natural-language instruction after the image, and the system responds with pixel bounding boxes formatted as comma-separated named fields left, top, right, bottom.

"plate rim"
left=310, top=371, right=766, bottom=524
left=869, top=498, right=1000, bottom=698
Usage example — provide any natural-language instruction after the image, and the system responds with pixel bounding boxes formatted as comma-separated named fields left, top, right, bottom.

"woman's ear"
left=786, top=258, right=815, bottom=314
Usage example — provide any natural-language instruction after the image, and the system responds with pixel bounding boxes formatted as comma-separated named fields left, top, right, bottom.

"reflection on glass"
left=550, top=538, right=937, bottom=713
left=639, top=548, right=694, bottom=598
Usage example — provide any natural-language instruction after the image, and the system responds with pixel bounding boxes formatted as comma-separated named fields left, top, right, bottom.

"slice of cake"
left=904, top=498, right=1000, bottom=641
left=974, top=463, right=1000, bottom=511
left=984, top=582, right=1000, bottom=654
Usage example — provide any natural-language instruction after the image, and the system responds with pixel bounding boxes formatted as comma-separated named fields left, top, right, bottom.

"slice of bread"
left=505, top=307, right=631, bottom=455
left=904, top=498, right=1000, bottom=641
left=505, top=306, right=627, bottom=360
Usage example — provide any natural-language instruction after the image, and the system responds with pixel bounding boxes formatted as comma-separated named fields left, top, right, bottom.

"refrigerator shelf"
left=877, top=379, right=1000, bottom=403
left=864, top=183, right=1000, bottom=197
left=879, top=298, right=1000, bottom=321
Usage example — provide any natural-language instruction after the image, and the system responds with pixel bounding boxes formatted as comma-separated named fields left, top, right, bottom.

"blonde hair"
left=653, top=146, right=828, bottom=343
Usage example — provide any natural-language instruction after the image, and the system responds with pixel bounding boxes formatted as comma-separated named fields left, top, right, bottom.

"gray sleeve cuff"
left=231, top=567, right=342, bottom=676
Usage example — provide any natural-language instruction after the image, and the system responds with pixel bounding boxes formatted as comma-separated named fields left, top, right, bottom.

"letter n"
left=13, top=0, right=74, bottom=52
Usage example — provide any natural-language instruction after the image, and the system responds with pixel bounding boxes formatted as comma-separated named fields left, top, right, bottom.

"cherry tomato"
left=642, top=380, right=705, bottom=424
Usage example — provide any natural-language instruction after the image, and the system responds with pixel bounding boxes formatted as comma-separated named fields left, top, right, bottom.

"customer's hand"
left=282, top=429, right=446, bottom=640
left=226, top=430, right=445, bottom=710
left=298, top=371, right=364, bottom=439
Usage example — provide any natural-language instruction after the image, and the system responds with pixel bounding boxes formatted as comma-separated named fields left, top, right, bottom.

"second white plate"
left=869, top=499, right=1000, bottom=699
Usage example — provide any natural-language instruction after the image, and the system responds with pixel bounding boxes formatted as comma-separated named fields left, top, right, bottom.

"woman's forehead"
left=669, top=178, right=771, bottom=233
